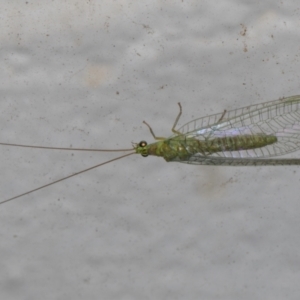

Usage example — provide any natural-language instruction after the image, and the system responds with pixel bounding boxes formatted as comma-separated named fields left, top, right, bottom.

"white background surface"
left=1, top=1, right=300, bottom=299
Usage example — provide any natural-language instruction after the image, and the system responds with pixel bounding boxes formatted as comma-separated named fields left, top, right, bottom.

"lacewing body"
left=137, top=95, right=300, bottom=166
left=2, top=95, right=300, bottom=204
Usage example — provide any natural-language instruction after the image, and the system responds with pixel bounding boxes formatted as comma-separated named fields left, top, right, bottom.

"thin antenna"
left=0, top=142, right=133, bottom=152
left=1, top=151, right=136, bottom=205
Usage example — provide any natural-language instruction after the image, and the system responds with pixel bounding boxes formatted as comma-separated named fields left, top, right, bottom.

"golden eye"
left=139, top=141, right=147, bottom=147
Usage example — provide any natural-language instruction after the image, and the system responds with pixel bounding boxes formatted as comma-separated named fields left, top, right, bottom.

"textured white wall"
left=0, top=1, right=300, bottom=299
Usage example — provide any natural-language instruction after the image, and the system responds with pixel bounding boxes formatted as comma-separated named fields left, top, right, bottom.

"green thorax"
left=135, top=134, right=277, bottom=162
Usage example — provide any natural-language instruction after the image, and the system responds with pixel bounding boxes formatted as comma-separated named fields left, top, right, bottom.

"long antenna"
left=0, top=142, right=133, bottom=152
left=1, top=151, right=136, bottom=205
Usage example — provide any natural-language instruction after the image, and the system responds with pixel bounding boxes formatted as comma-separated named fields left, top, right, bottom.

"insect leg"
left=205, top=109, right=228, bottom=140
left=143, top=121, right=165, bottom=140
left=143, top=102, right=183, bottom=139
left=171, top=102, right=183, bottom=134
left=217, top=109, right=227, bottom=123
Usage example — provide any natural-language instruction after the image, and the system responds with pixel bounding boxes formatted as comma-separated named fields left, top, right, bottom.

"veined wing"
left=173, top=95, right=300, bottom=161
left=176, top=156, right=300, bottom=166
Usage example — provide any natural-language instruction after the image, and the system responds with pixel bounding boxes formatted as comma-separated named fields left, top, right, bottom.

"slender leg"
left=171, top=102, right=183, bottom=134
left=218, top=109, right=227, bottom=123
left=143, top=102, right=183, bottom=140
left=143, top=121, right=165, bottom=140
left=205, top=109, right=227, bottom=140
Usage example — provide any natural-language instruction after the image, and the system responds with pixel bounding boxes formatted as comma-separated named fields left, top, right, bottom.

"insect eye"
left=139, top=141, right=147, bottom=147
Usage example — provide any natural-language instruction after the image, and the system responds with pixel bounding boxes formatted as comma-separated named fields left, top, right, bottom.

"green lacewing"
left=2, top=95, right=300, bottom=204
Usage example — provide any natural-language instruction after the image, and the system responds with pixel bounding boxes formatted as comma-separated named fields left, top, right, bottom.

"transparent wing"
left=175, top=156, right=300, bottom=166
left=171, top=95, right=300, bottom=163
